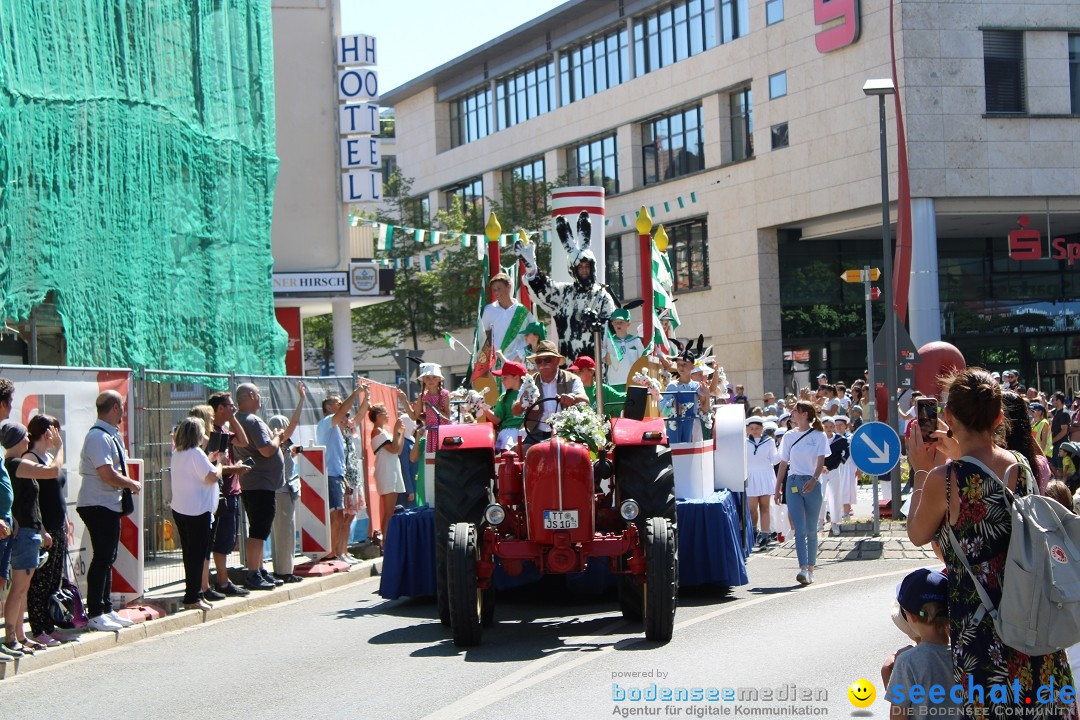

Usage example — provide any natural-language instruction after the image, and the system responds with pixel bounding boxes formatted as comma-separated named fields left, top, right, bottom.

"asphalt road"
left=2, top=552, right=936, bottom=720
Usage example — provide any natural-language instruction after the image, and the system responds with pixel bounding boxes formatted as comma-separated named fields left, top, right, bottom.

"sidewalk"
left=0, top=554, right=383, bottom=681
left=760, top=483, right=938, bottom=562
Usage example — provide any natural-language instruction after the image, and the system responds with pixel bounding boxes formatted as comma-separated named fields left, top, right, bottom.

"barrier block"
left=297, top=447, right=331, bottom=559
left=111, top=459, right=145, bottom=607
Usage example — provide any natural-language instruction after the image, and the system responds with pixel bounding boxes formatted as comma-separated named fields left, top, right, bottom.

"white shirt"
left=170, top=448, right=220, bottom=516
left=604, top=333, right=645, bottom=386
left=538, top=374, right=585, bottom=431
left=779, top=428, right=828, bottom=476
left=481, top=301, right=533, bottom=363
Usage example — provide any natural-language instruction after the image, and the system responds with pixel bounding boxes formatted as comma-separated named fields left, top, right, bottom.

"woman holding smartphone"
left=773, top=401, right=827, bottom=585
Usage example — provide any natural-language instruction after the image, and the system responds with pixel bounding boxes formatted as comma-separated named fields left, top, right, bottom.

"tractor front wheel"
left=643, top=517, right=677, bottom=643
left=447, top=522, right=484, bottom=647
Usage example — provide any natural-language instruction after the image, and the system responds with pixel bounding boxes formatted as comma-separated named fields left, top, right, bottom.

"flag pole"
left=637, top=207, right=654, bottom=343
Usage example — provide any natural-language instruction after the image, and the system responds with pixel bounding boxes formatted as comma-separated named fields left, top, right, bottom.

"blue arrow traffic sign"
left=850, top=421, right=902, bottom=476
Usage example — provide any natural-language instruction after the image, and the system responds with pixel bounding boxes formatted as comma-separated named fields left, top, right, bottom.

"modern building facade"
left=380, top=0, right=1080, bottom=399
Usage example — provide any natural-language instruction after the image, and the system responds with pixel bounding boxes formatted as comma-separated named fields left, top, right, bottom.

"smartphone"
left=916, top=397, right=938, bottom=443
left=208, top=431, right=227, bottom=454
left=240, top=457, right=255, bottom=468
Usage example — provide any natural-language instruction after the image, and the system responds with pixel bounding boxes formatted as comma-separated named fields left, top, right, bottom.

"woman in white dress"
left=820, top=417, right=850, bottom=535
left=834, top=416, right=857, bottom=517
left=368, top=404, right=406, bottom=544
left=745, top=417, right=778, bottom=549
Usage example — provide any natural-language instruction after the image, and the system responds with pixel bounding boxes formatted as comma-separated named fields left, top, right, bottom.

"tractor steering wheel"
left=522, top=396, right=561, bottom=440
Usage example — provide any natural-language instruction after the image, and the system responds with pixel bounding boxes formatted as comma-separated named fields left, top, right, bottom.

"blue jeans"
left=785, top=474, right=823, bottom=567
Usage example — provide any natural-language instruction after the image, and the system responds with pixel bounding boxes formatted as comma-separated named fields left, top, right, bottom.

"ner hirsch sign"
left=273, top=272, right=348, bottom=295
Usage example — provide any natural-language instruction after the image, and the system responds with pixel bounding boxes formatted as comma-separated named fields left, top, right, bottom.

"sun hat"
left=527, top=340, right=563, bottom=361
left=418, top=363, right=443, bottom=379
left=745, top=416, right=765, bottom=427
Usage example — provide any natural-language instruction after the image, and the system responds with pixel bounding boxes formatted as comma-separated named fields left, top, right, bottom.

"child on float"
left=660, top=351, right=707, bottom=444
left=745, top=416, right=778, bottom=550
left=885, top=568, right=959, bottom=718
left=406, top=363, right=450, bottom=446
left=480, top=361, right=526, bottom=452
left=603, top=308, right=645, bottom=389
left=518, top=322, right=546, bottom=373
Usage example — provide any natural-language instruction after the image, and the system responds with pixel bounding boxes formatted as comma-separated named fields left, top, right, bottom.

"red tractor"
left=433, top=400, right=677, bottom=647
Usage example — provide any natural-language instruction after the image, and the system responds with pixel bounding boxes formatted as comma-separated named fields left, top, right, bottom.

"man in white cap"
left=481, top=271, right=534, bottom=366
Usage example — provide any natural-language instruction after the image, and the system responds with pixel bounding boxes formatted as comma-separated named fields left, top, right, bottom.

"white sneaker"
left=106, top=611, right=134, bottom=628
left=87, top=614, right=123, bottom=632
left=796, top=570, right=809, bottom=585
left=807, top=570, right=815, bottom=584
left=831, top=523, right=841, bottom=536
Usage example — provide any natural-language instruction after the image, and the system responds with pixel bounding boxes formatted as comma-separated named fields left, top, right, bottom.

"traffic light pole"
left=863, top=265, right=880, bottom=536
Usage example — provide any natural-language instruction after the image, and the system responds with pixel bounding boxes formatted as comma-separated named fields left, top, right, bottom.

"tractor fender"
left=434, top=422, right=496, bottom=452
left=610, top=417, right=667, bottom=447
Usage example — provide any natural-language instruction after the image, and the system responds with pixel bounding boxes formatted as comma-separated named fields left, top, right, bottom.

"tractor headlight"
left=484, top=503, right=507, bottom=526
left=619, top=499, right=641, bottom=521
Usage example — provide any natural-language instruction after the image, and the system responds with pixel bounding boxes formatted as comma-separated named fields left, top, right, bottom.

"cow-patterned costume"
left=515, top=212, right=616, bottom=361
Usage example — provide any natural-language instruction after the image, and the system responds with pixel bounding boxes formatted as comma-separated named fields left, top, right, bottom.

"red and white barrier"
left=296, top=447, right=331, bottom=559
left=111, top=459, right=144, bottom=607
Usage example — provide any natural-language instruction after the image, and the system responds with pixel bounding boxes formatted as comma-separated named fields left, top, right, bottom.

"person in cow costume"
left=514, top=211, right=617, bottom=361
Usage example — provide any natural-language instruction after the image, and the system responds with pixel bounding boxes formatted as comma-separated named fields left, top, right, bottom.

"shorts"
left=328, top=475, right=345, bottom=511
left=0, top=533, right=12, bottom=580
left=10, top=527, right=42, bottom=572
left=212, top=494, right=240, bottom=555
left=242, top=490, right=276, bottom=541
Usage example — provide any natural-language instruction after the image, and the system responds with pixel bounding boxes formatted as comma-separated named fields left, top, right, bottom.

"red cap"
left=569, top=356, right=596, bottom=372
left=491, top=361, right=526, bottom=377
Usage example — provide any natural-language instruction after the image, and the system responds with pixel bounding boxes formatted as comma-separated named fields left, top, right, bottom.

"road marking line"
left=422, top=567, right=919, bottom=720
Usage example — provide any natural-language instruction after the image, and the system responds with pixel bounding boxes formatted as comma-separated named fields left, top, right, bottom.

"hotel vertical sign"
left=337, top=34, right=382, bottom=204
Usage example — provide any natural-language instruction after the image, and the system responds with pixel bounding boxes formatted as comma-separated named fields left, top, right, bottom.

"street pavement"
left=1, top=546, right=938, bottom=720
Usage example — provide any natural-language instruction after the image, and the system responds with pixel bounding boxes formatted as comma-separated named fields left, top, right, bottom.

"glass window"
left=502, top=158, right=547, bottom=221
left=449, top=86, right=492, bottom=148
left=771, top=122, right=789, bottom=150
left=983, top=30, right=1025, bottom=114
left=568, top=134, right=619, bottom=195
left=729, top=88, right=753, bottom=162
left=1069, top=34, right=1080, bottom=114
left=559, top=27, right=629, bottom=105
left=633, top=0, right=733, bottom=77
left=766, top=0, right=784, bottom=25
left=494, top=59, right=555, bottom=131
left=769, top=71, right=787, bottom=99
left=606, top=235, right=625, bottom=300
left=642, top=105, right=705, bottom=185
left=381, top=155, right=398, bottom=184
left=444, top=177, right=484, bottom=229
left=666, top=218, right=709, bottom=292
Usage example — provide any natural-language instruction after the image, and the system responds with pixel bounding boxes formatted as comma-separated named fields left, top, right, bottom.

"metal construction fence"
left=0, top=363, right=360, bottom=593
left=134, top=370, right=357, bottom=589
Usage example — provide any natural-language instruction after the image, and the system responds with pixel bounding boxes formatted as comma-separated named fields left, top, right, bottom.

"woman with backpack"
left=907, top=368, right=1076, bottom=719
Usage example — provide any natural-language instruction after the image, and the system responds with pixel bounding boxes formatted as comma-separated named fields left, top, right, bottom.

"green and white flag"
left=413, top=228, right=426, bottom=244
left=444, top=332, right=469, bottom=354
left=378, top=223, right=394, bottom=250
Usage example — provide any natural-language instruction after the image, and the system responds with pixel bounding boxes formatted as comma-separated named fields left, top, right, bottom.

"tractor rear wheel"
left=435, top=449, right=492, bottom=626
left=643, top=517, right=677, bottom=643
left=447, top=522, right=483, bottom=647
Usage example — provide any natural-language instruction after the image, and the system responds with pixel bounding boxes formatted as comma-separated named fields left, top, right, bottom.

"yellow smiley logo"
left=848, top=678, right=876, bottom=708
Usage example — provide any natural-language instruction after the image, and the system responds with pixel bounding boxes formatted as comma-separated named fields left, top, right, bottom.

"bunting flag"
left=602, top=192, right=698, bottom=228
left=378, top=223, right=394, bottom=250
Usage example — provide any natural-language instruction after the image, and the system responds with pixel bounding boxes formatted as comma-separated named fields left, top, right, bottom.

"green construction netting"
left=0, top=0, right=286, bottom=375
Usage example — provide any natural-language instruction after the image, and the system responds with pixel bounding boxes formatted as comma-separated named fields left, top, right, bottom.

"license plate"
left=543, top=510, right=579, bottom=530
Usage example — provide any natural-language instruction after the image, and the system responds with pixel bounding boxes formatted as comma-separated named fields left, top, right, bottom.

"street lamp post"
left=863, top=78, right=903, bottom=516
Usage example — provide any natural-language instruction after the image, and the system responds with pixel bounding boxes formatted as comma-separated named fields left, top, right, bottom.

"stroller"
left=1060, top=441, right=1080, bottom=494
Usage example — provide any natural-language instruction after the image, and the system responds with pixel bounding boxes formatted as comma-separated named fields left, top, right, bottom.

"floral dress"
left=935, top=456, right=1077, bottom=720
